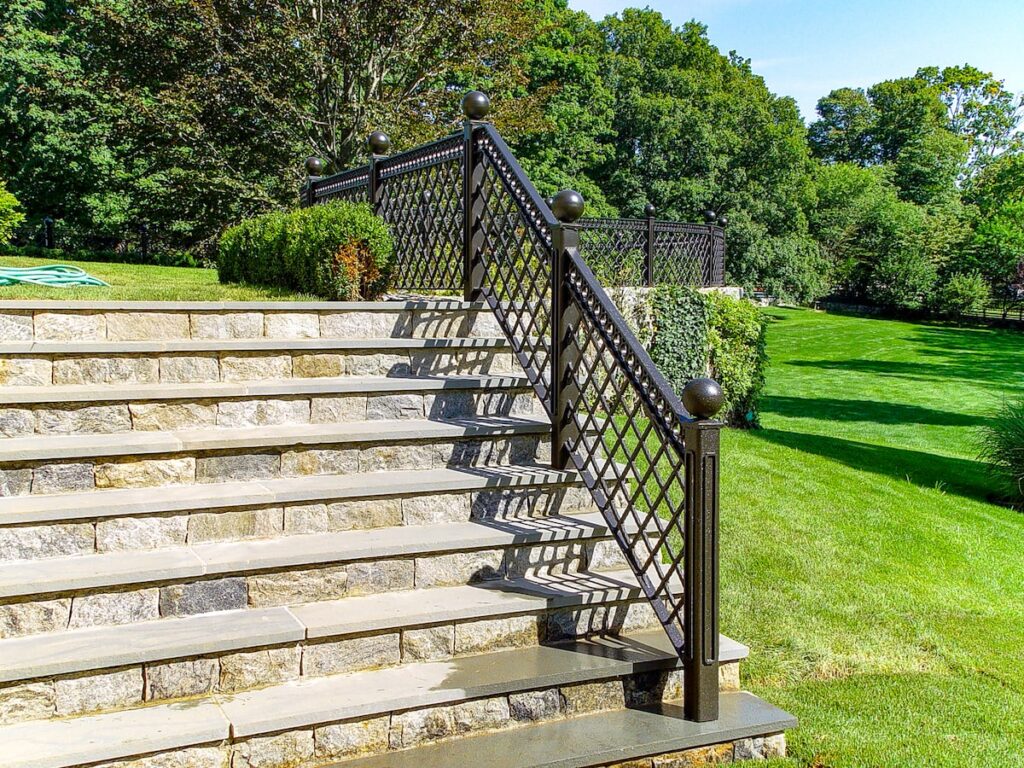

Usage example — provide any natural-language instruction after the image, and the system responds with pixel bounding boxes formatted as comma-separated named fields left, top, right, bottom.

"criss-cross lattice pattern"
left=653, top=223, right=723, bottom=287
left=378, top=135, right=465, bottom=291
left=312, top=168, right=369, bottom=204
left=578, top=219, right=648, bottom=286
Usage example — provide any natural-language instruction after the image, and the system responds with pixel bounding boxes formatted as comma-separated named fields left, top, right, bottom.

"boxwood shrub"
left=218, top=202, right=394, bottom=300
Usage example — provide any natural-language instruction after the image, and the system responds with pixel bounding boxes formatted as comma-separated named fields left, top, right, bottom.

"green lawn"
left=0, top=255, right=314, bottom=301
left=723, top=308, right=1024, bottom=766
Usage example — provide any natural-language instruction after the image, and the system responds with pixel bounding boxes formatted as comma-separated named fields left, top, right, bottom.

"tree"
left=965, top=150, right=1024, bottom=215
left=808, top=88, right=878, bottom=164
left=965, top=201, right=1024, bottom=290
left=0, top=180, right=24, bottom=243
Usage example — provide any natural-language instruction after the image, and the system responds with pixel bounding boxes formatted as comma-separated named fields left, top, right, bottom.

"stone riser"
left=0, top=388, right=540, bottom=437
left=0, top=307, right=502, bottom=343
left=0, top=434, right=551, bottom=497
left=0, top=598, right=671, bottom=724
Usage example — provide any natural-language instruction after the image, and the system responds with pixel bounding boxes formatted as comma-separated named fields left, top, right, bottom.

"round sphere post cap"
left=551, top=189, right=585, bottom=223
left=702, top=209, right=718, bottom=224
left=462, top=91, right=491, bottom=120
left=644, top=203, right=657, bottom=217
left=305, top=156, right=325, bottom=176
left=367, top=131, right=391, bottom=155
left=717, top=215, right=729, bottom=227
left=682, top=377, right=724, bottom=419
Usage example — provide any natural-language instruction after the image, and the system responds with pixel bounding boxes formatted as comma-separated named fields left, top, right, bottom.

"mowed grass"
left=0, top=255, right=314, bottom=301
left=722, top=309, right=1024, bottom=766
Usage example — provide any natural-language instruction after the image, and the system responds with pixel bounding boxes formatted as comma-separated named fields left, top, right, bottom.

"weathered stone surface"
left=619, top=600, right=659, bottom=632
left=732, top=734, right=785, bottom=761
left=0, top=522, right=94, bottom=561
left=69, top=589, right=160, bottom=629
left=560, top=680, right=625, bottom=716
left=264, top=313, right=319, bottom=339
left=106, top=313, right=190, bottom=341
left=220, top=354, right=292, bottom=382
left=219, top=645, right=301, bottom=692
left=188, top=508, right=284, bottom=543
left=452, top=696, right=512, bottom=734
left=292, top=354, right=344, bottom=378
left=414, top=549, right=504, bottom=587
left=412, top=310, right=503, bottom=339
left=0, top=358, right=52, bottom=386
left=54, top=356, right=159, bottom=385
left=0, top=598, right=70, bottom=638
left=281, top=448, right=357, bottom=476
left=217, top=399, right=310, bottom=428
left=0, top=312, right=33, bottom=341
left=231, top=730, right=314, bottom=768
left=0, top=409, right=34, bottom=437
left=623, top=670, right=684, bottom=708
left=365, top=394, right=424, bottom=421
left=402, top=625, right=455, bottom=662
left=94, top=746, right=228, bottom=768
left=0, top=467, right=33, bottom=497
left=0, top=681, right=56, bottom=723
left=159, top=356, right=220, bottom=384
left=309, top=396, right=366, bottom=423
left=320, top=311, right=411, bottom=339
left=719, top=662, right=740, bottom=692
left=246, top=566, right=348, bottom=607
left=509, top=688, right=563, bottom=721
left=96, top=515, right=188, bottom=553
left=410, top=351, right=512, bottom=376
left=54, top=667, right=143, bottom=716
left=32, top=462, right=95, bottom=494
left=506, top=542, right=587, bottom=580
left=130, top=402, right=218, bottom=431
left=346, top=559, right=415, bottom=596
left=196, top=453, right=279, bottom=483
left=34, top=312, right=106, bottom=341
left=302, top=633, right=400, bottom=677
left=650, top=744, right=734, bottom=767
left=159, top=578, right=248, bottom=617
left=402, top=493, right=470, bottom=525
left=190, top=312, right=264, bottom=340
left=454, top=615, right=537, bottom=655
left=389, top=706, right=455, bottom=749
left=95, top=457, right=195, bottom=488
left=472, top=488, right=561, bottom=520
left=358, top=442, right=436, bottom=472
left=545, top=606, right=610, bottom=642
left=344, top=353, right=409, bottom=377
left=439, top=437, right=538, bottom=468
left=284, top=499, right=401, bottom=534
left=314, top=716, right=390, bottom=760
left=145, top=657, right=219, bottom=700
left=587, top=540, right=631, bottom=571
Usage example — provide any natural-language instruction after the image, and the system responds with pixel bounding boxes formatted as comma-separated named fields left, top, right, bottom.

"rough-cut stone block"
left=587, top=540, right=631, bottom=571
left=546, top=605, right=610, bottom=642
left=292, top=354, right=343, bottom=378
left=365, top=394, right=424, bottom=421
left=650, top=743, right=734, bottom=766
left=509, top=688, right=563, bottom=721
left=284, top=498, right=401, bottom=534
left=221, top=354, right=292, bottom=382
left=34, top=312, right=106, bottom=341
left=32, top=462, right=95, bottom=494
left=412, top=310, right=503, bottom=339
left=188, top=508, right=284, bottom=543
left=560, top=679, right=625, bottom=716
left=0, top=358, right=52, bottom=386
left=415, top=549, right=504, bottom=587
left=314, top=716, right=390, bottom=760
left=454, top=615, right=537, bottom=655
left=720, top=662, right=740, bottom=692
left=623, top=670, right=684, bottom=708
left=402, top=493, right=470, bottom=525
left=130, top=402, right=218, bottom=431
left=0, top=681, right=56, bottom=723
left=389, top=706, right=455, bottom=749
left=302, top=633, right=401, bottom=677
left=0, top=598, right=70, bottom=638
left=505, top=542, right=587, bottom=580
left=196, top=453, right=279, bottom=483
left=247, top=566, right=348, bottom=608
left=472, top=487, right=564, bottom=520
left=359, top=442, right=436, bottom=472
left=55, top=667, right=143, bottom=716
left=0, top=312, right=33, bottom=341
left=231, top=730, right=314, bottom=768
left=96, top=457, right=195, bottom=488
left=0, top=522, right=94, bottom=561
left=0, top=409, right=34, bottom=438
left=145, top=658, right=219, bottom=700
left=452, top=696, right=512, bottom=734
left=69, top=589, right=160, bottom=629
left=160, top=578, right=248, bottom=617
left=96, top=515, right=188, bottom=553
left=190, top=312, right=264, bottom=340
left=94, top=746, right=228, bottom=768
left=106, top=312, right=189, bottom=341
left=402, top=625, right=455, bottom=662
left=0, top=467, right=33, bottom=497
left=732, top=733, right=785, bottom=761
left=281, top=448, right=357, bottom=476
left=217, top=399, right=311, bottom=428
left=410, top=351, right=512, bottom=376
left=320, top=311, right=412, bottom=339
left=159, top=355, right=220, bottom=384
left=309, top=396, right=366, bottom=423
left=346, top=559, right=415, bottom=596
left=54, top=356, right=159, bottom=385
left=344, top=353, right=409, bottom=377
left=264, top=313, right=319, bottom=339
left=219, top=645, right=301, bottom=692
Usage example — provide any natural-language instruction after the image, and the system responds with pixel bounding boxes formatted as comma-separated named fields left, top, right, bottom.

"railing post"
left=42, top=217, right=55, bottom=249
left=302, top=157, right=324, bottom=208
left=367, top=132, right=391, bottom=215
left=461, top=91, right=491, bottom=302
left=549, top=189, right=585, bottom=471
left=681, top=377, right=724, bottom=722
left=644, top=203, right=656, bottom=287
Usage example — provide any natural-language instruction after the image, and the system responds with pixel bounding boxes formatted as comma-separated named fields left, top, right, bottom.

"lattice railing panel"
left=313, top=168, right=369, bottom=204
left=578, top=219, right=647, bottom=286
left=653, top=223, right=718, bottom=287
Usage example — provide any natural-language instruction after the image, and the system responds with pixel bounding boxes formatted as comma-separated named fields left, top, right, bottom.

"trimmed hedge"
left=218, top=202, right=394, bottom=300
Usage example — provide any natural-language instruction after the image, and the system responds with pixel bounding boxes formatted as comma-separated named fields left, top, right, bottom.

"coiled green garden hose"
left=0, top=265, right=109, bottom=288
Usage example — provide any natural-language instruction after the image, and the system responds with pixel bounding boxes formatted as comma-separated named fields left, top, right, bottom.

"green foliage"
left=0, top=180, right=24, bottom=243
left=964, top=201, right=1024, bottom=288
left=980, top=397, right=1024, bottom=506
left=218, top=202, right=394, bottom=300
left=965, top=151, right=1024, bottom=216
left=705, top=292, right=767, bottom=426
left=649, top=285, right=709, bottom=390
left=1, top=243, right=198, bottom=268
left=933, top=272, right=990, bottom=317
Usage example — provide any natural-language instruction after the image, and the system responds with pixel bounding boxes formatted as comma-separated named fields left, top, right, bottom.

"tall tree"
left=808, top=87, right=878, bottom=165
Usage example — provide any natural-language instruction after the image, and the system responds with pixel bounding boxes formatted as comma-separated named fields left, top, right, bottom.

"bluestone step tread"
left=0, top=415, right=549, bottom=463
left=0, top=512, right=609, bottom=599
left=0, top=299, right=486, bottom=311
left=333, top=692, right=796, bottom=768
left=0, top=336, right=508, bottom=355
left=0, top=374, right=531, bottom=405
left=0, top=464, right=581, bottom=526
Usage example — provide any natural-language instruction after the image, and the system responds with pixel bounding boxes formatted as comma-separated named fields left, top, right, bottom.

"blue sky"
left=569, top=0, right=1024, bottom=122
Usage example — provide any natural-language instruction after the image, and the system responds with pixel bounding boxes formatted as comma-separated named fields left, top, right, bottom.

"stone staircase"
left=0, top=301, right=793, bottom=768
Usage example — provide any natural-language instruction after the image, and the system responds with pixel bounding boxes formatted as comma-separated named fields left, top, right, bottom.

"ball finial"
left=305, top=156, right=325, bottom=176
left=550, top=189, right=585, bottom=223
left=717, top=215, right=729, bottom=228
left=682, top=377, right=724, bottom=420
left=367, top=131, right=391, bottom=155
left=702, top=209, right=718, bottom=225
left=644, top=203, right=657, bottom=218
left=462, top=91, right=491, bottom=120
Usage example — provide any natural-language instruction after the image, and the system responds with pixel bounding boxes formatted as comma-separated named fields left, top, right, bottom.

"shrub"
left=980, top=397, right=1024, bottom=507
left=218, top=202, right=394, bottom=300
left=0, top=243, right=198, bottom=268
left=0, top=181, right=25, bottom=244
left=933, top=272, right=989, bottom=318
left=867, top=248, right=937, bottom=311
left=705, top=292, right=768, bottom=427
left=649, top=285, right=709, bottom=391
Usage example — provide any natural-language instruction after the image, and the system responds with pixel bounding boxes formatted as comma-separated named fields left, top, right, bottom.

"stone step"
left=0, top=629, right=752, bottom=768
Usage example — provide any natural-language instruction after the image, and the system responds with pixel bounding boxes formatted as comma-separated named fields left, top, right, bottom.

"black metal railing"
left=303, top=91, right=725, bottom=722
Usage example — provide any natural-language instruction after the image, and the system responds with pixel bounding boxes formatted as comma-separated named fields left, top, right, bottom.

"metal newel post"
left=549, top=189, right=585, bottom=471
left=461, top=91, right=491, bottom=302
left=680, top=377, right=724, bottom=723
left=303, top=157, right=325, bottom=208
left=367, top=132, right=391, bottom=215
left=644, top=202, right=656, bottom=287
left=43, top=217, right=55, bottom=249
